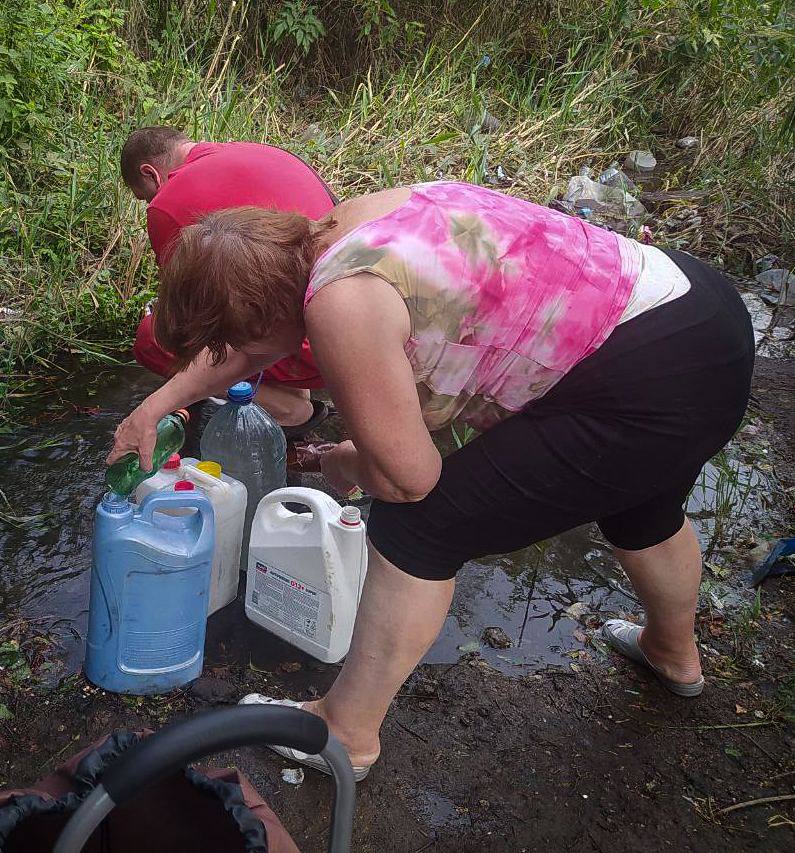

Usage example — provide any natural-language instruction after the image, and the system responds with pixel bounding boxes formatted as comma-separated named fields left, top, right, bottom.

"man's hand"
left=106, top=402, right=160, bottom=471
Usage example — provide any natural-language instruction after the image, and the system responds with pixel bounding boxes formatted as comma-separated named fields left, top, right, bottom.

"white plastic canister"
left=245, top=487, right=368, bottom=663
left=133, top=453, right=182, bottom=503
left=180, top=458, right=247, bottom=615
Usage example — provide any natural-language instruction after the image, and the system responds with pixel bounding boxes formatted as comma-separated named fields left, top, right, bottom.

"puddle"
left=0, top=363, right=778, bottom=683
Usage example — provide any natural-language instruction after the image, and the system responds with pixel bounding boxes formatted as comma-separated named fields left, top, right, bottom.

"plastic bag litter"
left=560, top=173, right=646, bottom=234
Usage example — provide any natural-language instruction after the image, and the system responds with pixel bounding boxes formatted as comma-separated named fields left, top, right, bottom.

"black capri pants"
left=367, top=249, right=755, bottom=580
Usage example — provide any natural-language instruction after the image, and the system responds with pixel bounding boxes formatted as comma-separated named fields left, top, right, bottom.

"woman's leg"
left=611, top=519, right=703, bottom=684
left=304, top=542, right=455, bottom=766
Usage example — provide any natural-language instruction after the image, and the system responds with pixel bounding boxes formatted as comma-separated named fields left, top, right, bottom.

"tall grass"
left=1, top=0, right=793, bottom=419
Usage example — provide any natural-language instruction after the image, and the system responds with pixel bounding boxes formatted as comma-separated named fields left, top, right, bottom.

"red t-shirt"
left=138, top=142, right=334, bottom=388
left=147, top=141, right=336, bottom=264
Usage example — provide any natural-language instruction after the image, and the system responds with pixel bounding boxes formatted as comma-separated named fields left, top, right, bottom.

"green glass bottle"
left=105, top=409, right=190, bottom=497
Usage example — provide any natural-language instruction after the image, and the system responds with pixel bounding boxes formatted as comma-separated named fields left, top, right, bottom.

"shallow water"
left=0, top=363, right=769, bottom=683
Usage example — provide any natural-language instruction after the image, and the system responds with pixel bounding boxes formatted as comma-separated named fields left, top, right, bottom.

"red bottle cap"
left=163, top=453, right=181, bottom=470
left=174, top=480, right=195, bottom=491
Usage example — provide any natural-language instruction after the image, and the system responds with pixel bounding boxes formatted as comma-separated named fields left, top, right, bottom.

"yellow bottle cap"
left=197, top=461, right=222, bottom=478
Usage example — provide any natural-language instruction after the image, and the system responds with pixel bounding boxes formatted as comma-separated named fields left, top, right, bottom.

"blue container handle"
left=139, top=490, right=215, bottom=554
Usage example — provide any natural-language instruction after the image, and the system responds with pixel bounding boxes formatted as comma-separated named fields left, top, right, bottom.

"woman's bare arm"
left=305, top=274, right=442, bottom=502
left=106, top=347, right=264, bottom=469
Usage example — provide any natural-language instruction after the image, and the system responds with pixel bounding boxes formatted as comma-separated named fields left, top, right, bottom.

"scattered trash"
left=623, top=150, right=657, bottom=173
left=484, top=164, right=509, bottom=186
left=739, top=292, right=774, bottom=347
left=675, top=136, right=700, bottom=149
left=563, top=602, right=589, bottom=620
left=754, top=267, right=794, bottom=307
left=281, top=768, right=305, bottom=785
left=750, top=538, right=795, bottom=587
left=481, top=626, right=512, bottom=649
left=556, top=171, right=647, bottom=234
left=457, top=640, right=481, bottom=654
left=597, top=161, right=636, bottom=192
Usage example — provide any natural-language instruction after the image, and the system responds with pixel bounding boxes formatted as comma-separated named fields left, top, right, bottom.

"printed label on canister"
left=252, top=561, right=331, bottom=644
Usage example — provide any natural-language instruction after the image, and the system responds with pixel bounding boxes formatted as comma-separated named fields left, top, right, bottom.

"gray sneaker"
left=602, top=619, right=704, bottom=697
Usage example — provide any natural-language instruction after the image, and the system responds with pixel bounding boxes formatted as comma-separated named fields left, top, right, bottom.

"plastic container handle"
left=257, top=486, right=339, bottom=534
left=52, top=706, right=355, bottom=853
left=139, top=490, right=215, bottom=553
left=180, top=462, right=231, bottom=496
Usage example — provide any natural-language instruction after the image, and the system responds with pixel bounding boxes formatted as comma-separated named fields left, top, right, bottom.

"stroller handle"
left=53, top=705, right=356, bottom=853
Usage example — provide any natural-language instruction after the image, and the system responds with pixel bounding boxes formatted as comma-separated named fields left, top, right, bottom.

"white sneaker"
left=239, top=694, right=372, bottom=781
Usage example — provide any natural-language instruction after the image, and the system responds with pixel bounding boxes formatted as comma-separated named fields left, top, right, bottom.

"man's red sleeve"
left=146, top=206, right=182, bottom=267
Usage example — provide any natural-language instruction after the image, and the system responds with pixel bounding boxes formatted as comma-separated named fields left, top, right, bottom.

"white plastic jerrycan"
left=246, top=487, right=368, bottom=663
left=180, top=458, right=248, bottom=615
left=133, top=453, right=182, bottom=503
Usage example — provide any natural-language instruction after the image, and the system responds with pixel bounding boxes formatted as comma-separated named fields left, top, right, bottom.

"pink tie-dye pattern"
left=306, top=182, right=640, bottom=431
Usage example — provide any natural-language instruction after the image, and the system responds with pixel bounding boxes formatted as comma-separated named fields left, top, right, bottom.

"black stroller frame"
left=53, top=705, right=355, bottom=853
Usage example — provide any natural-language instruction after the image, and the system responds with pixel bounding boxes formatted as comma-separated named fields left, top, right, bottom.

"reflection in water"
left=0, top=364, right=773, bottom=681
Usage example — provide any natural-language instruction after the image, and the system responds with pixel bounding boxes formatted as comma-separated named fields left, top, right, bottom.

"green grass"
left=1, top=0, right=793, bottom=420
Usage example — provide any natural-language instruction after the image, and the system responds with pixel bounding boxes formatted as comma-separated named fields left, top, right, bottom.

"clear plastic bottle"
left=105, top=411, right=189, bottom=497
left=199, top=382, right=286, bottom=566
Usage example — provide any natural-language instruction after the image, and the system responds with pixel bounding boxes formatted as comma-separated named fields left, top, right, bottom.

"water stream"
left=0, top=364, right=770, bottom=683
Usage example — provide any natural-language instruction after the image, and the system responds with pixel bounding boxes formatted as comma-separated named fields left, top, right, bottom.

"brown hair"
left=120, top=126, right=188, bottom=187
left=154, top=206, right=327, bottom=369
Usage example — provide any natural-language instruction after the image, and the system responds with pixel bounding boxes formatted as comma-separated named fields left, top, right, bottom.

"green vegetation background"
left=1, top=0, right=793, bottom=416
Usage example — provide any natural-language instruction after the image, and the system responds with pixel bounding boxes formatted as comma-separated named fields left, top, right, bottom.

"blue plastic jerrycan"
left=85, top=487, right=215, bottom=695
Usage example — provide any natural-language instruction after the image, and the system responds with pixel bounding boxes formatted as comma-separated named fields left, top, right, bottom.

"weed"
left=450, top=422, right=477, bottom=449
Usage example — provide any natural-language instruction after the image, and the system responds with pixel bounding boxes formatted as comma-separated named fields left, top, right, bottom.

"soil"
left=1, top=355, right=793, bottom=852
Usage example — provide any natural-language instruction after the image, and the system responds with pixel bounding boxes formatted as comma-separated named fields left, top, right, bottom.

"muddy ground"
left=0, top=356, right=791, bottom=852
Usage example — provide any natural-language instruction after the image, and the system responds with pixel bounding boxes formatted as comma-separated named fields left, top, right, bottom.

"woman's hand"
left=106, top=402, right=160, bottom=471
left=105, top=345, right=263, bottom=471
left=320, top=440, right=359, bottom=496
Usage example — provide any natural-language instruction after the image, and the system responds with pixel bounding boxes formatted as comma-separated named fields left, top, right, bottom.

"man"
left=121, top=126, right=335, bottom=438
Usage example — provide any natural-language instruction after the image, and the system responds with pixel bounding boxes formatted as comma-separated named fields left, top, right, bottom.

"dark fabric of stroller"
left=0, top=730, right=300, bottom=853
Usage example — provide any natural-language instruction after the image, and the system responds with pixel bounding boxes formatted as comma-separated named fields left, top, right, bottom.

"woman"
left=109, top=181, right=754, bottom=780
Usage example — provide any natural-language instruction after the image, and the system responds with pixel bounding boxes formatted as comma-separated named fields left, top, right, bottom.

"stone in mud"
left=482, top=626, right=512, bottom=649
left=408, top=671, right=440, bottom=698
left=675, top=136, right=699, bottom=149
left=190, top=676, right=238, bottom=704
left=623, top=150, right=657, bottom=173
left=755, top=253, right=780, bottom=274
left=480, top=110, right=501, bottom=133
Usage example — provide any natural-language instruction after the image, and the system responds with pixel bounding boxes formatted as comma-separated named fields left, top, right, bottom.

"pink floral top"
left=305, top=182, right=641, bottom=431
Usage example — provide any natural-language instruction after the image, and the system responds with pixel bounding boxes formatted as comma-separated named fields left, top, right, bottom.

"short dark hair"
left=120, top=126, right=188, bottom=186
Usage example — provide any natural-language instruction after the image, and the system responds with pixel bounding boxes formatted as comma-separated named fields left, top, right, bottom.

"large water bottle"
left=200, top=381, right=286, bottom=565
left=85, top=483, right=215, bottom=695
